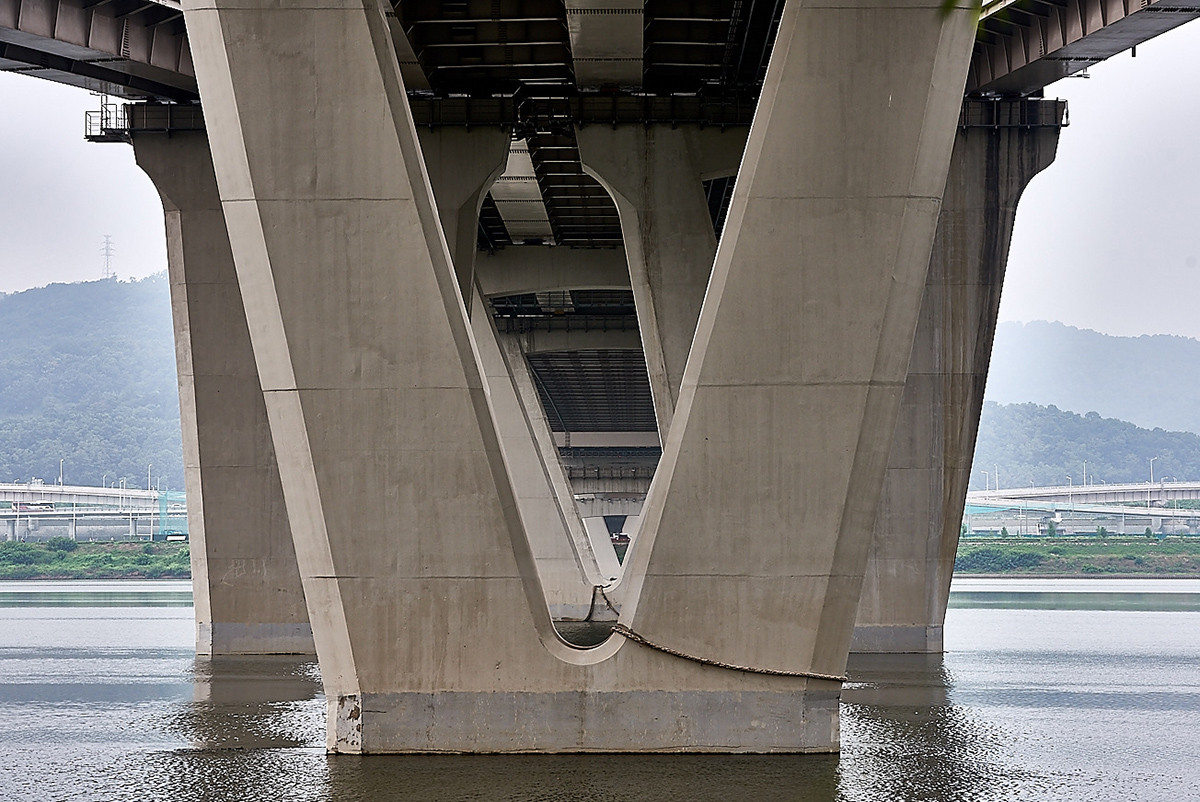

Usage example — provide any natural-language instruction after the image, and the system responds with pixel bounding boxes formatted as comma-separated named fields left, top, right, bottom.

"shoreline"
left=954, top=572, right=1200, bottom=579
left=2, top=573, right=1198, bottom=582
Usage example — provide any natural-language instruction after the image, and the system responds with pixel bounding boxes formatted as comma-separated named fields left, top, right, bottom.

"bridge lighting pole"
left=979, top=470, right=989, bottom=493
left=1067, top=476, right=1073, bottom=517
left=147, top=464, right=152, bottom=493
left=59, top=459, right=63, bottom=486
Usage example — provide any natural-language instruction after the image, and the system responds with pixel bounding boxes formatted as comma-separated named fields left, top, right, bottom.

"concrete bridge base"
left=337, top=683, right=841, bottom=754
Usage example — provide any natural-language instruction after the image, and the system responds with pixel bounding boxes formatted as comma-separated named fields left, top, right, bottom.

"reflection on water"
left=0, top=579, right=193, bottom=607
left=840, top=654, right=1023, bottom=800
left=949, top=577, right=1200, bottom=611
left=162, top=656, right=324, bottom=750
left=948, top=591, right=1200, bottom=610
left=554, top=619, right=616, bottom=647
left=1, top=579, right=1199, bottom=801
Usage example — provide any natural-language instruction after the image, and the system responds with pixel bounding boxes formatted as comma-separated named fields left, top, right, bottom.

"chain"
left=610, top=624, right=847, bottom=683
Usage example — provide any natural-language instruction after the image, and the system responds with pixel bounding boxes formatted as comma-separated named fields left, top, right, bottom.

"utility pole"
left=1150, top=456, right=1159, bottom=508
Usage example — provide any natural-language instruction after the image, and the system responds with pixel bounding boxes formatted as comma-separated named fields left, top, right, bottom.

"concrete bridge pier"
left=620, top=0, right=977, bottom=701
left=181, top=0, right=975, bottom=752
left=418, top=126, right=603, bottom=619
left=470, top=291, right=609, bottom=618
left=575, top=125, right=748, bottom=438
left=132, top=131, right=313, bottom=655
left=853, top=99, right=1065, bottom=653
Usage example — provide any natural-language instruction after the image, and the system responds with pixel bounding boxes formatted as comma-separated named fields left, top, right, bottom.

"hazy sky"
left=2, top=21, right=1199, bottom=338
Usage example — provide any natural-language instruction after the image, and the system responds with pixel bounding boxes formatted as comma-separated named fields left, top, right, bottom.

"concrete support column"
left=581, top=516, right=624, bottom=583
left=853, top=101, right=1065, bottom=653
left=182, top=0, right=589, bottom=752
left=7, top=519, right=15, bottom=541
left=473, top=293, right=609, bottom=613
left=68, top=518, right=77, bottom=541
left=419, top=126, right=601, bottom=618
left=133, top=131, right=312, bottom=655
left=621, top=0, right=977, bottom=681
left=416, top=128, right=510, bottom=310
left=575, top=125, right=747, bottom=438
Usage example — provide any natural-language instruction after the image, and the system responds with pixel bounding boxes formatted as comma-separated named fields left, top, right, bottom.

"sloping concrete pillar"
left=182, top=0, right=975, bottom=753
left=620, top=0, right=977, bottom=679
left=416, top=128, right=510, bottom=310
left=133, top=130, right=311, bottom=655
left=853, top=100, right=1065, bottom=653
left=471, top=282, right=607, bottom=615
left=418, top=126, right=601, bottom=617
left=183, top=0, right=603, bottom=753
left=576, top=125, right=747, bottom=439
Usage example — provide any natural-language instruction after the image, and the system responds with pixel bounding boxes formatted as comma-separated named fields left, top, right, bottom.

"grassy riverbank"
left=956, top=536, right=1200, bottom=576
left=0, top=539, right=190, bottom=579
left=3, top=536, right=1199, bottom=580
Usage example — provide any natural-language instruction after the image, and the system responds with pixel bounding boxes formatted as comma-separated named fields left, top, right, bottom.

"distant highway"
left=968, top=480, right=1200, bottom=507
left=0, top=483, right=186, bottom=541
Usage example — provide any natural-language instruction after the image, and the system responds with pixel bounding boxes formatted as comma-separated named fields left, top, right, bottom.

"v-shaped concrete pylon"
left=182, top=0, right=976, bottom=752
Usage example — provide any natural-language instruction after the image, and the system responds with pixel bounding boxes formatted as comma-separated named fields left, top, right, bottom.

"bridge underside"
left=3, top=0, right=1175, bottom=753
left=129, top=0, right=981, bottom=753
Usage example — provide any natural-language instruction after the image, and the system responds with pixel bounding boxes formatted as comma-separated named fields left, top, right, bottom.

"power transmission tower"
left=101, top=235, right=116, bottom=279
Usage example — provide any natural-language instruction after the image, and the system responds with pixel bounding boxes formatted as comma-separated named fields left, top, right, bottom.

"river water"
left=1, top=578, right=1197, bottom=801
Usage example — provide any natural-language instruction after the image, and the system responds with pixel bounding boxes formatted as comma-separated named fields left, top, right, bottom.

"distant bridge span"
left=972, top=480, right=1200, bottom=506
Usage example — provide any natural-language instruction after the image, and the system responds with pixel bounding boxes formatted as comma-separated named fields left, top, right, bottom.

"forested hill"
left=987, top=321, right=1200, bottom=434
left=0, top=275, right=182, bottom=490
left=971, top=401, right=1200, bottom=492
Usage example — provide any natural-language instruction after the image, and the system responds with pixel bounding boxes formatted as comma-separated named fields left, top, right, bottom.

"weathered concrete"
left=617, top=0, right=977, bottom=675
left=582, top=516, right=624, bottom=583
left=476, top=246, right=630, bottom=297
left=472, top=284, right=606, bottom=618
left=416, top=128, right=510, bottom=309
left=182, top=0, right=975, bottom=752
left=132, top=130, right=312, bottom=655
left=576, top=125, right=747, bottom=439
left=853, top=101, right=1064, bottom=653
left=417, top=125, right=603, bottom=618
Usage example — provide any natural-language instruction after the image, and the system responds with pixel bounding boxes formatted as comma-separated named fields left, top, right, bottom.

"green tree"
left=45, top=537, right=78, bottom=552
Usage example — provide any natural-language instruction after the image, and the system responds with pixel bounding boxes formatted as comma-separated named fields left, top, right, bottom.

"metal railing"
left=85, top=102, right=205, bottom=142
left=959, top=98, right=1069, bottom=129
left=566, top=467, right=657, bottom=481
left=84, top=102, right=129, bottom=142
